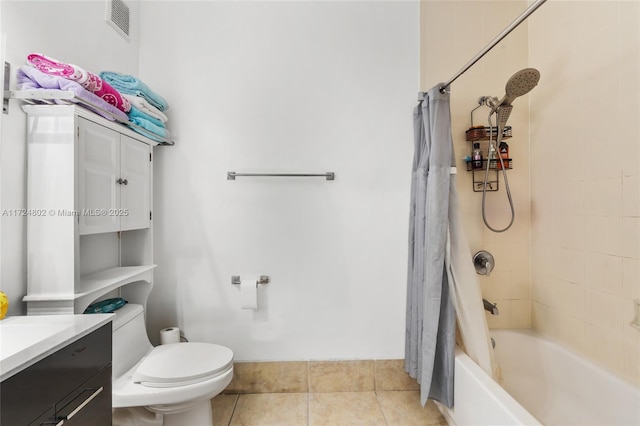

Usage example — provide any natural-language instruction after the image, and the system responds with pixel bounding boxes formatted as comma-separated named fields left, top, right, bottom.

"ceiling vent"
left=106, top=0, right=130, bottom=41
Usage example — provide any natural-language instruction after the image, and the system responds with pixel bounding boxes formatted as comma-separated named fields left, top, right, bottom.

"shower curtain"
left=405, top=86, right=497, bottom=408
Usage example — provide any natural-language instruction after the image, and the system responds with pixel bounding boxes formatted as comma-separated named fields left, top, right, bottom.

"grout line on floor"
left=374, top=390, right=389, bottom=426
left=226, top=393, right=239, bottom=426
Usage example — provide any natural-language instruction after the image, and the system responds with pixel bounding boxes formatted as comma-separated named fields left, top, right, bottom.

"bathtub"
left=437, top=329, right=640, bottom=426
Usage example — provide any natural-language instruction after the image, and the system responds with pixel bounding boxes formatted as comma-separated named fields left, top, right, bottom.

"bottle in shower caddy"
left=497, top=141, right=510, bottom=169
left=472, top=143, right=483, bottom=169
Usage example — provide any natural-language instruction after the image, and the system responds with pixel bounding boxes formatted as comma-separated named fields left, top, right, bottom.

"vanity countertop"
left=0, top=314, right=113, bottom=381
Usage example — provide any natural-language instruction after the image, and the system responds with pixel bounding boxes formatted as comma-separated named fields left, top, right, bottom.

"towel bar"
left=227, top=172, right=334, bottom=181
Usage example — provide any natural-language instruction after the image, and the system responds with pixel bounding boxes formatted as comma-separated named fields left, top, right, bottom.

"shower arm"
left=438, top=0, right=548, bottom=93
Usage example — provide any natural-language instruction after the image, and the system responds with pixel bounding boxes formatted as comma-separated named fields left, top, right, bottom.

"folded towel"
left=128, top=106, right=165, bottom=129
left=123, top=94, right=168, bottom=123
left=84, top=298, right=128, bottom=314
left=27, top=52, right=84, bottom=80
left=100, top=71, right=168, bottom=112
left=27, top=53, right=131, bottom=113
left=128, top=115, right=170, bottom=142
left=17, top=65, right=129, bottom=122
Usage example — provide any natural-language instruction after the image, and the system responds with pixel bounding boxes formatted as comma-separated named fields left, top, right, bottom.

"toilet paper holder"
left=231, top=275, right=270, bottom=286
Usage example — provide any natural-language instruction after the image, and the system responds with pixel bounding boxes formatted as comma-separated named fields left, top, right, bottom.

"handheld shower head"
left=493, top=68, right=540, bottom=144
left=493, top=68, right=540, bottom=112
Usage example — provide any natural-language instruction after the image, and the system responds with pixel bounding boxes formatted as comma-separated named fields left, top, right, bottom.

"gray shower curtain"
left=405, top=85, right=456, bottom=408
left=405, top=86, right=498, bottom=409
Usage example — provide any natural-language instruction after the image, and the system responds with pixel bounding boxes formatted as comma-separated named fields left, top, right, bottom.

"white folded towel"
left=122, top=93, right=168, bottom=123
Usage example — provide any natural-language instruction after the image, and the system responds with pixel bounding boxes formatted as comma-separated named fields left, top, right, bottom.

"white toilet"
left=111, top=303, right=234, bottom=426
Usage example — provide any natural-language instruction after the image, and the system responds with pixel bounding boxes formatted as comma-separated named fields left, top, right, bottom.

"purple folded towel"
left=17, top=65, right=129, bottom=122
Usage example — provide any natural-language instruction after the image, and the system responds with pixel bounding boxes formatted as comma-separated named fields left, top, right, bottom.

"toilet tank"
left=112, top=304, right=154, bottom=379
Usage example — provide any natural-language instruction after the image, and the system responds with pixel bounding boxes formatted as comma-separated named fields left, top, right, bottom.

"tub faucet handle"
left=473, top=250, right=495, bottom=277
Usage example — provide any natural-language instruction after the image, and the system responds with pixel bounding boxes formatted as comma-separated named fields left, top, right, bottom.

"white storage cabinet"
left=22, top=105, right=158, bottom=315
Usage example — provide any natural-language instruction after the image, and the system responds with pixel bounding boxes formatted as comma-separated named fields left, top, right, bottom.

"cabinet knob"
left=116, top=178, right=123, bottom=185
left=122, top=179, right=128, bottom=185
left=116, top=178, right=129, bottom=185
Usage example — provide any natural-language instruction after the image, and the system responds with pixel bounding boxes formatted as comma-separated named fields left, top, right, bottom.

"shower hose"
left=481, top=112, right=515, bottom=233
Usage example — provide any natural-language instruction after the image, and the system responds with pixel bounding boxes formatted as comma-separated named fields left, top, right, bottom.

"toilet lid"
left=133, top=343, right=233, bottom=388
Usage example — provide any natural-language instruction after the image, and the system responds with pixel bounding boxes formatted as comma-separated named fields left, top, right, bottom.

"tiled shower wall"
left=421, top=0, right=532, bottom=328
left=529, top=1, right=640, bottom=386
left=423, top=0, right=640, bottom=386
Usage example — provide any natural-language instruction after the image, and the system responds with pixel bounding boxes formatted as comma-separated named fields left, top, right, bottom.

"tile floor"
left=210, top=390, right=448, bottom=426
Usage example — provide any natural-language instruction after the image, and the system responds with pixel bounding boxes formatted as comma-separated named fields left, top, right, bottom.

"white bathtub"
left=438, top=329, right=640, bottom=426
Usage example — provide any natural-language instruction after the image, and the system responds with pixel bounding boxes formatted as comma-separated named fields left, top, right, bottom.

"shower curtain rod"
left=437, top=0, right=547, bottom=94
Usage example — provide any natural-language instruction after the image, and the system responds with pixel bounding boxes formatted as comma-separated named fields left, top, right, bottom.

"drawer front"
left=55, top=365, right=112, bottom=426
left=1, top=323, right=112, bottom=425
left=43, top=322, right=112, bottom=388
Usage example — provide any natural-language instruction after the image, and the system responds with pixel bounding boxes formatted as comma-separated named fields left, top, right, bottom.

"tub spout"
left=483, top=299, right=499, bottom=315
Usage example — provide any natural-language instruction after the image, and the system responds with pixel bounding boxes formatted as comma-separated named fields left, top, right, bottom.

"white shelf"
left=78, top=265, right=156, bottom=298
left=23, top=265, right=156, bottom=314
left=22, top=294, right=75, bottom=302
left=13, top=90, right=174, bottom=146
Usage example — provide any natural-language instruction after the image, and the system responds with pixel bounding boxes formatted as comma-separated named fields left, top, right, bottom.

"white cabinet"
left=78, top=118, right=150, bottom=235
left=22, top=105, right=158, bottom=315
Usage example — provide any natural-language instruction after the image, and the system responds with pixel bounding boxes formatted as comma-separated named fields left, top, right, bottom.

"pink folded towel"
left=27, top=53, right=131, bottom=113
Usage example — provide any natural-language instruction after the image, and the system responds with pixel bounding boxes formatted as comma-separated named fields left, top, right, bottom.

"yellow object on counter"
left=0, top=291, right=8, bottom=319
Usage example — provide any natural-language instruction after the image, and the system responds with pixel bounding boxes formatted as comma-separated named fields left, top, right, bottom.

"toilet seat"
left=133, top=342, right=233, bottom=388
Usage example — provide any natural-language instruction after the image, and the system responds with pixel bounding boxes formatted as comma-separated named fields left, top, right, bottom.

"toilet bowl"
left=111, top=304, right=233, bottom=426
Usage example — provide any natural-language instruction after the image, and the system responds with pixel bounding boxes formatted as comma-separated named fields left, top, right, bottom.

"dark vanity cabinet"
left=0, top=323, right=112, bottom=425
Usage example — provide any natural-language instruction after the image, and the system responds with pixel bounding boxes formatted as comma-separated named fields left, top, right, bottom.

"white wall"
left=0, top=0, right=140, bottom=315
left=139, top=1, right=419, bottom=360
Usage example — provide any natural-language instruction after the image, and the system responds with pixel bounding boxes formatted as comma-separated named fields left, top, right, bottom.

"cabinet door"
left=120, top=135, right=151, bottom=231
left=78, top=118, right=121, bottom=235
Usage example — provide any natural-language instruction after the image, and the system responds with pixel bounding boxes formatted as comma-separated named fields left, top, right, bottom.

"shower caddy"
left=465, top=101, right=513, bottom=192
